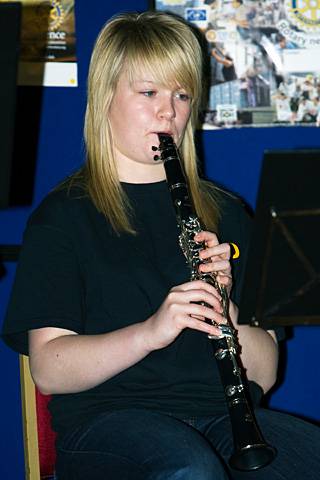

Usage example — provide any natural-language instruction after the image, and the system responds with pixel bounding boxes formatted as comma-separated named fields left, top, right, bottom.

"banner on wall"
left=1, top=0, right=77, bottom=87
left=154, top=0, right=320, bottom=129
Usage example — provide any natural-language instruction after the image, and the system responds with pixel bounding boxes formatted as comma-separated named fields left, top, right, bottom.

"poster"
left=1, top=0, right=77, bottom=87
left=154, top=0, right=320, bottom=128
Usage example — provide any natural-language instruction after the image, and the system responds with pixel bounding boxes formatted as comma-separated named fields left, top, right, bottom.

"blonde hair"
left=82, top=11, right=220, bottom=233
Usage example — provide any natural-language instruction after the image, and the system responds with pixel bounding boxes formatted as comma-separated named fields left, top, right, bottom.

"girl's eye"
left=141, top=90, right=156, bottom=97
left=175, top=92, right=191, bottom=102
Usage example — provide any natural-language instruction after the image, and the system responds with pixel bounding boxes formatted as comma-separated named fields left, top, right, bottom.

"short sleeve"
left=217, top=190, right=286, bottom=341
left=2, top=222, right=85, bottom=355
left=217, top=190, right=252, bottom=306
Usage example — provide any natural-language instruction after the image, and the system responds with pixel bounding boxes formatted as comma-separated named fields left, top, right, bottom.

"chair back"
left=20, top=355, right=56, bottom=480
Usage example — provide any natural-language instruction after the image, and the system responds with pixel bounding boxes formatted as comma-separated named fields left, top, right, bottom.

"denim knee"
left=153, top=450, right=228, bottom=480
left=55, top=410, right=230, bottom=480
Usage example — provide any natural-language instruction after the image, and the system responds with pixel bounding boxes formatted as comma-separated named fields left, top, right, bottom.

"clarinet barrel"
left=156, top=133, right=276, bottom=471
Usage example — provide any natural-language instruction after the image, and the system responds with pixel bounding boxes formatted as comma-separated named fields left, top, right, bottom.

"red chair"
left=20, top=355, right=57, bottom=480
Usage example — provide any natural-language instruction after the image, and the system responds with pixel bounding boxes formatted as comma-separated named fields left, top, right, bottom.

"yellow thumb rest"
left=230, top=242, right=240, bottom=259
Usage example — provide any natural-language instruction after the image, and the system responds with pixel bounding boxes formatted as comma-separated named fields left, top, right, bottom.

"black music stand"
left=238, top=149, right=320, bottom=328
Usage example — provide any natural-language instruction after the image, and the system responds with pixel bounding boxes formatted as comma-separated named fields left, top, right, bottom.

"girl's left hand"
left=194, top=230, right=233, bottom=296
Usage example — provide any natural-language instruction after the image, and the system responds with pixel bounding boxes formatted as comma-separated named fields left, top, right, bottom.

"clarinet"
left=154, top=133, right=276, bottom=471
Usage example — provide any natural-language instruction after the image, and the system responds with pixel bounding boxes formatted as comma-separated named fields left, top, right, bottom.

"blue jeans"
left=55, top=408, right=320, bottom=479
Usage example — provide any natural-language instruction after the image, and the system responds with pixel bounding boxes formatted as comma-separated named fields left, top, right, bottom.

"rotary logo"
left=286, top=0, right=320, bottom=32
left=206, top=29, right=217, bottom=43
left=49, top=0, right=65, bottom=31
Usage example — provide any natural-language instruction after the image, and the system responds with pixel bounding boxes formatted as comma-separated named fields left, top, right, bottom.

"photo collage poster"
left=153, top=1, right=320, bottom=129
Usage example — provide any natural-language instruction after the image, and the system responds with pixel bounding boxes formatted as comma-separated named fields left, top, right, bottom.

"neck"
left=117, top=160, right=166, bottom=184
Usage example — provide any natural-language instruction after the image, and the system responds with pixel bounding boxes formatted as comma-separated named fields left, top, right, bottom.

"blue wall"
left=1, top=2, right=319, bottom=478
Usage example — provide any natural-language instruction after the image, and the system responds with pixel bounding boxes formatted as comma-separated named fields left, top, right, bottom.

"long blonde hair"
left=82, top=11, right=220, bottom=234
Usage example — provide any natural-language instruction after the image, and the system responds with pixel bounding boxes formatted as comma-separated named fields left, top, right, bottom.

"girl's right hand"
left=143, top=280, right=226, bottom=351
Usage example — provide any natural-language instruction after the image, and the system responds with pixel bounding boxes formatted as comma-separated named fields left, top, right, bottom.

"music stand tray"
left=238, top=149, right=320, bottom=328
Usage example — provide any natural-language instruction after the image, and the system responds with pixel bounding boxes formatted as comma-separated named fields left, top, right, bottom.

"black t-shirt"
left=2, top=180, right=254, bottom=438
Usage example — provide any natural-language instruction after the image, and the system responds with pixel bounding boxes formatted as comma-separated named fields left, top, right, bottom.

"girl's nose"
left=158, top=96, right=176, bottom=120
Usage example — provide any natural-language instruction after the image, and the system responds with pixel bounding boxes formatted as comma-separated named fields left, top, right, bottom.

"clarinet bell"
left=229, top=442, right=277, bottom=471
